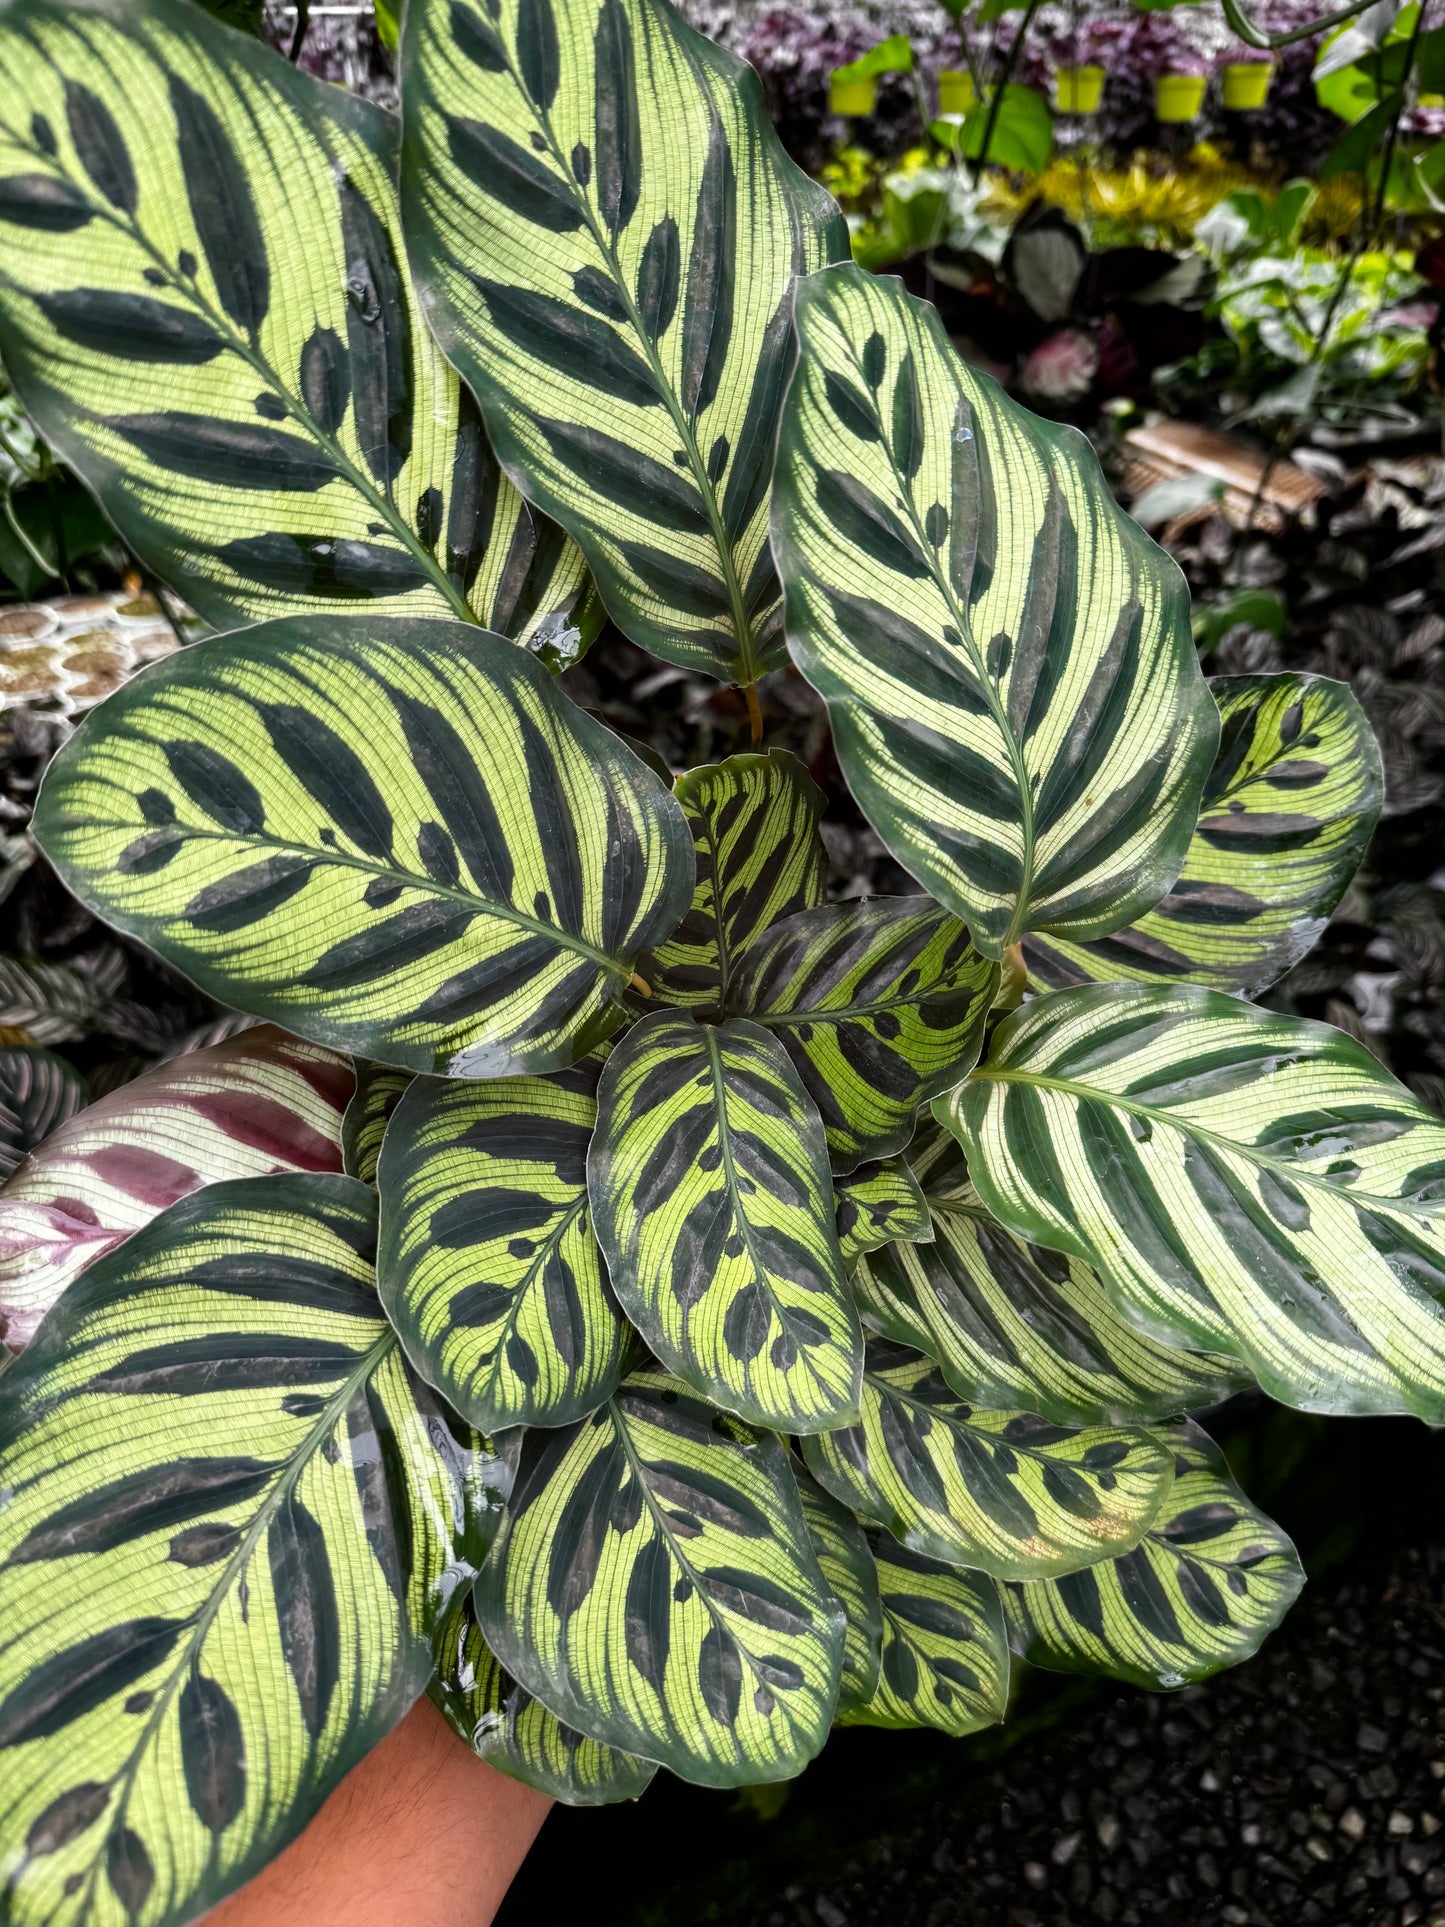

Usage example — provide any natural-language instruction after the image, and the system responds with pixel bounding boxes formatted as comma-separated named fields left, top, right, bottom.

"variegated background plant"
left=0, top=0, right=1431, bottom=1921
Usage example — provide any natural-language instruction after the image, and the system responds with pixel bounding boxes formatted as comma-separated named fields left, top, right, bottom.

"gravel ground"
left=748, top=1542, right=1445, bottom=1927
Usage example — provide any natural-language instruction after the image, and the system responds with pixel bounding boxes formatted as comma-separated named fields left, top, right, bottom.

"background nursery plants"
left=0, top=0, right=1437, bottom=1924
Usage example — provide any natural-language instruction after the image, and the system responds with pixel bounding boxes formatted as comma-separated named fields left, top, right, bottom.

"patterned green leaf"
left=0, top=1025, right=352, bottom=1352
left=432, top=1585, right=655, bottom=1805
left=341, top=1060, right=415, bottom=1185
left=1002, top=1420, right=1304, bottom=1690
left=772, top=264, right=1217, bottom=959
left=793, top=1465, right=882, bottom=1715
left=1025, top=673, right=1384, bottom=997
left=0, top=0, right=595, bottom=661
left=731, top=897, right=998, bottom=1170
left=34, top=617, right=694, bottom=1078
left=945, top=983, right=1445, bottom=1422
left=850, top=1118, right=1247, bottom=1426
left=840, top=1531, right=1008, bottom=1737
left=0, top=1045, right=84, bottom=1184
left=644, top=750, right=827, bottom=1009
left=834, top=1155, right=932, bottom=1269
left=0, top=1173, right=506, bottom=1927
left=589, top=1010, right=860, bottom=1432
left=377, top=1060, right=626, bottom=1430
left=802, top=1341, right=1175, bottom=1582
left=401, top=0, right=847, bottom=684
left=473, top=1363, right=845, bottom=1787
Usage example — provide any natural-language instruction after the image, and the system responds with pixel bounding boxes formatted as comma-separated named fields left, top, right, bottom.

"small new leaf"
left=834, top=1155, right=933, bottom=1270
left=645, top=750, right=828, bottom=1009
left=841, top=1530, right=1009, bottom=1736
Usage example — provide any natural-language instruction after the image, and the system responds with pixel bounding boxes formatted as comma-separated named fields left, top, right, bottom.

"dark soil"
left=499, top=1404, right=1445, bottom=1927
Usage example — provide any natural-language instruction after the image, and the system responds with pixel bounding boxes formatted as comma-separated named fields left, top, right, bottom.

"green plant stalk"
left=1221, top=0, right=1377, bottom=50
left=1228, top=0, right=1429, bottom=573
left=1, top=484, right=53, bottom=580
left=971, top=0, right=1045, bottom=183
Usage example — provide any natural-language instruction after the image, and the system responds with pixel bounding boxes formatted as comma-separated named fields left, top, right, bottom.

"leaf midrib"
left=473, top=1190, right=598, bottom=1417
left=0, top=105, right=475, bottom=623
left=75, top=1321, right=397, bottom=1914
left=609, top=1395, right=820, bottom=1733
left=114, top=814, right=625, bottom=980
left=971, top=1064, right=1440, bottom=1220
left=703, top=1023, right=845, bottom=1414
left=476, top=36, right=760, bottom=685
left=831, top=331, right=1039, bottom=946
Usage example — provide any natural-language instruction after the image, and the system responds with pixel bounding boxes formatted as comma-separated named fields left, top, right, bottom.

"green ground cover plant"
left=0, top=1, right=1436, bottom=1923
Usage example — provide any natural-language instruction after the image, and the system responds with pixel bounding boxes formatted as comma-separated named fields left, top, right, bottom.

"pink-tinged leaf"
left=0, top=1026, right=353, bottom=1350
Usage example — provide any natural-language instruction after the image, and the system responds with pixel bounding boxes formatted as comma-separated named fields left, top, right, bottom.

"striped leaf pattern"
left=589, top=1010, right=860, bottom=1431
left=840, top=1532, right=1009, bottom=1737
left=772, top=264, right=1217, bottom=958
left=0, top=1045, right=84, bottom=1184
left=794, top=1466, right=882, bottom=1716
left=644, top=750, right=827, bottom=1009
left=341, top=1061, right=415, bottom=1186
left=1002, top=1421, right=1304, bottom=1690
left=947, top=983, right=1445, bottom=1422
left=834, top=1155, right=932, bottom=1270
left=1025, top=674, right=1384, bottom=997
left=473, top=1364, right=846, bottom=1787
left=34, top=618, right=694, bottom=1077
left=432, top=1586, right=655, bottom=1804
left=0, top=1025, right=352, bottom=1352
left=850, top=1118, right=1247, bottom=1426
left=732, top=898, right=998, bottom=1171
left=802, top=1341, right=1175, bottom=1583
left=0, top=0, right=595, bottom=660
left=0, top=1174, right=506, bottom=1927
left=376, top=1061, right=627, bottom=1430
left=401, top=0, right=847, bottom=684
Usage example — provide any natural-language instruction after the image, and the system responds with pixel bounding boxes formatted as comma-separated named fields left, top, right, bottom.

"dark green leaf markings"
left=1024, top=673, right=1385, bottom=997
left=401, top=0, right=847, bottom=681
left=731, top=897, right=998, bottom=1170
left=588, top=1011, right=861, bottom=1433
left=34, top=618, right=694, bottom=1078
left=841, top=1532, right=1009, bottom=1736
left=0, top=0, right=596, bottom=652
left=643, top=750, right=827, bottom=1010
left=772, top=264, right=1217, bottom=956
left=432, top=1585, right=655, bottom=1804
left=1002, top=1422, right=1305, bottom=1690
left=473, top=1364, right=845, bottom=1786
left=803, top=1341, right=1176, bottom=1582
left=0, top=1175, right=505, bottom=1927
left=377, top=1061, right=628, bottom=1430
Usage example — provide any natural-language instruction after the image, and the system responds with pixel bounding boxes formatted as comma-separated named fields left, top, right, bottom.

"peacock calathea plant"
left=0, top=0, right=1435, bottom=1916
